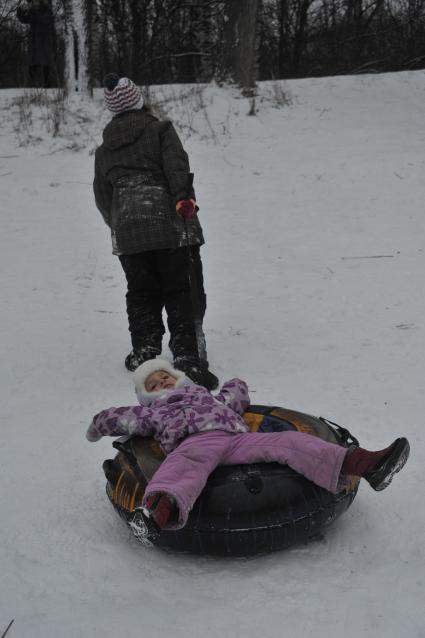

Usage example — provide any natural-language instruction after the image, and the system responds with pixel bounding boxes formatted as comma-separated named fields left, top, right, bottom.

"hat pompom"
left=103, top=73, right=119, bottom=91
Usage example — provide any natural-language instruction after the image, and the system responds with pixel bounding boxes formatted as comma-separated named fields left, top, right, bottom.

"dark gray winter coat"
left=17, top=2, right=54, bottom=67
left=93, top=109, right=204, bottom=255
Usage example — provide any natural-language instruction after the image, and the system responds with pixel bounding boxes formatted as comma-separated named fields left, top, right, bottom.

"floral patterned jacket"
left=86, top=379, right=250, bottom=454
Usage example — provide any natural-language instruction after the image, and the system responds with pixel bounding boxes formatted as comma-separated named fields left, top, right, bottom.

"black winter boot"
left=342, top=437, right=410, bottom=491
left=124, top=347, right=159, bottom=372
left=173, top=356, right=219, bottom=391
left=363, top=437, right=410, bottom=491
left=129, top=508, right=160, bottom=546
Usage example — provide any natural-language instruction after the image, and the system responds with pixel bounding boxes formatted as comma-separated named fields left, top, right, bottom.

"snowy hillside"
left=0, top=72, right=424, bottom=638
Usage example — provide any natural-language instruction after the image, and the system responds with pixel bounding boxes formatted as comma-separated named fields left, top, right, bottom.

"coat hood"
left=102, top=109, right=158, bottom=150
left=133, top=358, right=193, bottom=405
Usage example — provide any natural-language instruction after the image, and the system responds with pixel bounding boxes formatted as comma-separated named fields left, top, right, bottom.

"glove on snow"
left=86, top=420, right=102, bottom=442
left=176, top=198, right=196, bottom=219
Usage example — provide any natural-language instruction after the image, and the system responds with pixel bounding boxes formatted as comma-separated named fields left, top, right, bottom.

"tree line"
left=1, top=0, right=425, bottom=91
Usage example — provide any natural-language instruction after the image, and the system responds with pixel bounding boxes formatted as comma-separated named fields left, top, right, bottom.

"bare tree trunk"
left=63, top=0, right=92, bottom=95
left=130, top=0, right=142, bottom=82
left=63, top=0, right=76, bottom=94
left=110, top=0, right=130, bottom=75
left=292, top=0, right=312, bottom=75
left=192, top=3, right=215, bottom=81
left=222, top=0, right=259, bottom=93
left=278, top=0, right=289, bottom=77
left=99, top=0, right=110, bottom=79
left=73, top=0, right=92, bottom=96
left=85, top=0, right=93, bottom=93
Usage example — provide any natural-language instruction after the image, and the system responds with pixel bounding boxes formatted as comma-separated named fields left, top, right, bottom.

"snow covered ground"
left=0, top=71, right=424, bottom=637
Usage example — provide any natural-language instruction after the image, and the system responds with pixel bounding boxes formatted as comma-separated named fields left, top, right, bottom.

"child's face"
left=145, top=370, right=177, bottom=393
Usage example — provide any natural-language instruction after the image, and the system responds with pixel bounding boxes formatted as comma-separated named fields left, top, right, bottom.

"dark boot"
left=124, top=346, right=159, bottom=372
left=129, top=493, right=176, bottom=545
left=129, top=508, right=160, bottom=546
left=174, top=356, right=219, bottom=391
left=363, top=438, right=410, bottom=491
left=342, top=438, right=410, bottom=491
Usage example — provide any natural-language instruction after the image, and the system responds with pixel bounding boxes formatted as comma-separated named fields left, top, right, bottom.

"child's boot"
left=130, top=508, right=160, bottom=545
left=173, top=356, right=219, bottom=391
left=125, top=346, right=160, bottom=372
left=342, top=438, right=410, bottom=491
left=130, top=493, right=176, bottom=546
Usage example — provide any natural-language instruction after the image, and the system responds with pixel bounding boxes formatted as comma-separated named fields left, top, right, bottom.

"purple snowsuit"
left=87, top=379, right=348, bottom=529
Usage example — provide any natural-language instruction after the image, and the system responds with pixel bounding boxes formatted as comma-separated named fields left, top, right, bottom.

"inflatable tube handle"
left=319, top=417, right=359, bottom=448
left=112, top=438, right=149, bottom=491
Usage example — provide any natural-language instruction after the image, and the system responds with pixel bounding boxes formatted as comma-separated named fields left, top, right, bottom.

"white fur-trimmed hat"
left=133, top=358, right=186, bottom=405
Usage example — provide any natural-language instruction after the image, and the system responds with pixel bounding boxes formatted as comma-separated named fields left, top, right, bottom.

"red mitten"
left=176, top=198, right=196, bottom=218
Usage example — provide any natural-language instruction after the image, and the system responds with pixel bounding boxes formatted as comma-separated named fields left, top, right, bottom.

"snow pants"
left=143, top=429, right=349, bottom=529
left=119, top=246, right=206, bottom=360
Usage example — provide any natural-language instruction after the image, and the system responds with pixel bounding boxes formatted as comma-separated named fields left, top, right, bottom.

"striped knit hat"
left=103, top=74, right=143, bottom=113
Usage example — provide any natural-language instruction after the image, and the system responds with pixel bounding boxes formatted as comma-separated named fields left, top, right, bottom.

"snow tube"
left=102, top=405, right=360, bottom=556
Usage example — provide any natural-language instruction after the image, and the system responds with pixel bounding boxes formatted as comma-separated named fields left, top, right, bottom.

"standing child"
left=93, top=74, right=218, bottom=390
left=87, top=359, right=410, bottom=535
